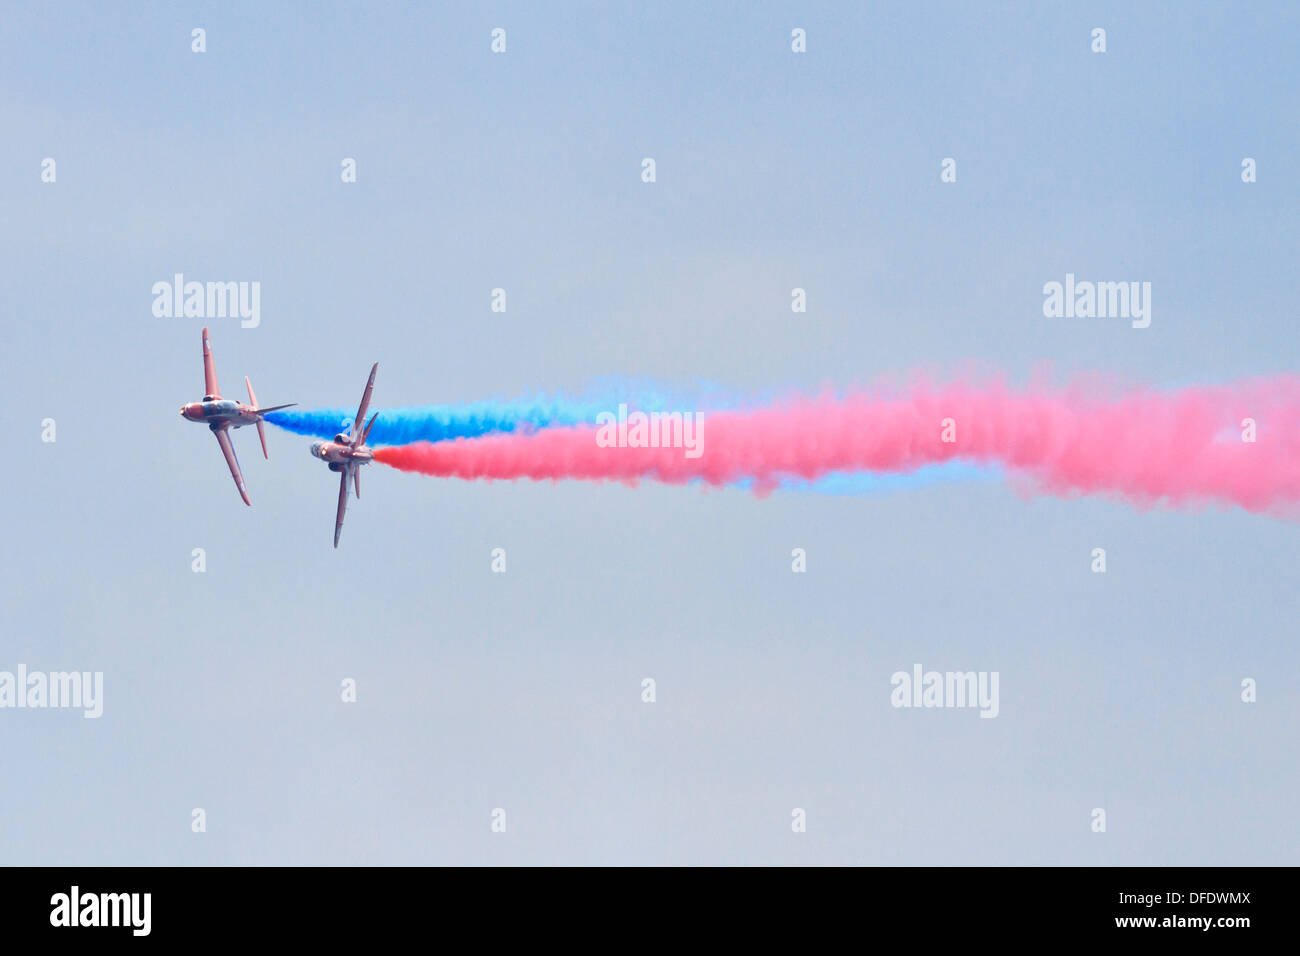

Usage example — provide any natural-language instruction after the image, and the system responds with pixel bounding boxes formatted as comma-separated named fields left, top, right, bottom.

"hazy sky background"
left=2, top=1, right=1297, bottom=864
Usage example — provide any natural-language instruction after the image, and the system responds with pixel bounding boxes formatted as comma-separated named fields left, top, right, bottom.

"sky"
left=1, top=1, right=1297, bottom=865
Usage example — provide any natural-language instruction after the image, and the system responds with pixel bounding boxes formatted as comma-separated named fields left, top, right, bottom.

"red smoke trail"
left=373, top=378, right=1300, bottom=514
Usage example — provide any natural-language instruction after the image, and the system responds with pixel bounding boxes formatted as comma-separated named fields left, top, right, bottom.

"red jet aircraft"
left=179, top=327, right=295, bottom=505
left=310, top=363, right=379, bottom=548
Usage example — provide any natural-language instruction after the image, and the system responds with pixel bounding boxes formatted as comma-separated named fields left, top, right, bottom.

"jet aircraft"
left=309, top=363, right=380, bottom=547
left=179, top=327, right=294, bottom=505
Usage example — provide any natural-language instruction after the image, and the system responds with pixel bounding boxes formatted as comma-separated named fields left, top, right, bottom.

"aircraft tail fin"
left=360, top=412, right=378, bottom=446
left=246, top=377, right=269, bottom=458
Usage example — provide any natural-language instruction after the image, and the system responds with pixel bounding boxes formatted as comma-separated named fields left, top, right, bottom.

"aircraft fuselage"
left=180, top=398, right=262, bottom=427
left=311, top=438, right=374, bottom=465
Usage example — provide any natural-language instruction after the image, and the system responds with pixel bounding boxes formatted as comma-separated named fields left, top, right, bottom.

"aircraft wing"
left=212, top=424, right=250, bottom=505
left=202, top=327, right=220, bottom=397
left=333, top=467, right=350, bottom=548
left=350, top=363, right=379, bottom=446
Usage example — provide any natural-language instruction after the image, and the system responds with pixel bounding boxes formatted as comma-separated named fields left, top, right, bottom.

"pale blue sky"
left=1, top=1, right=1297, bottom=864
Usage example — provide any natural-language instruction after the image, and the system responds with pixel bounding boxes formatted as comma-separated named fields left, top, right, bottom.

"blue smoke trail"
left=783, top=462, right=1003, bottom=494
left=265, top=399, right=596, bottom=445
left=264, top=379, right=732, bottom=445
left=724, top=461, right=1003, bottom=495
